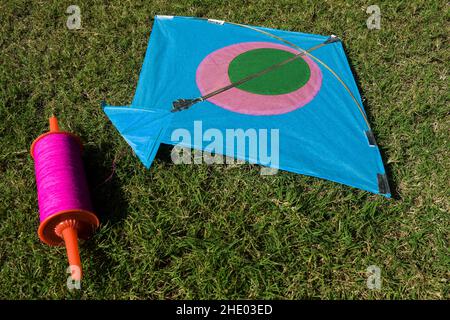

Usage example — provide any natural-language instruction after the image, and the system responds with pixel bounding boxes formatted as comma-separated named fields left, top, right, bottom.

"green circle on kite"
left=228, top=48, right=311, bottom=95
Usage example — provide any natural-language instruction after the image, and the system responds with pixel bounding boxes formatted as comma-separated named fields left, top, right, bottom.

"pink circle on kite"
left=196, top=42, right=323, bottom=115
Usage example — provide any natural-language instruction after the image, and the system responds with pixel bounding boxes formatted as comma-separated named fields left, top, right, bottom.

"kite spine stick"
left=172, top=41, right=326, bottom=112
left=229, top=22, right=371, bottom=130
left=201, top=42, right=326, bottom=100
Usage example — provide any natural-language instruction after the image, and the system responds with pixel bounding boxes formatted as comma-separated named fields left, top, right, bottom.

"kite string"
left=94, top=148, right=127, bottom=189
left=33, top=133, right=93, bottom=222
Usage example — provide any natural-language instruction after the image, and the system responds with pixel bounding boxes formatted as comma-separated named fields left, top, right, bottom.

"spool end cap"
left=38, top=210, right=99, bottom=246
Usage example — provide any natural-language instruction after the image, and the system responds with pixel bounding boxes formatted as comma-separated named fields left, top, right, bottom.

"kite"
left=103, top=15, right=391, bottom=197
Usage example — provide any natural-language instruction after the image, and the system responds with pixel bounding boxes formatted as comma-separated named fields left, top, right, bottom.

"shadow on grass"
left=154, top=143, right=175, bottom=164
left=83, top=142, right=128, bottom=225
left=79, top=142, right=130, bottom=283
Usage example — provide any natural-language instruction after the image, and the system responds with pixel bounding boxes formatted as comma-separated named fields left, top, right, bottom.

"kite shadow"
left=343, top=46, right=398, bottom=199
left=154, top=143, right=175, bottom=163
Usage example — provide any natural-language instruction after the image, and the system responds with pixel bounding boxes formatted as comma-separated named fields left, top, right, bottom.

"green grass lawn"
left=0, top=0, right=448, bottom=299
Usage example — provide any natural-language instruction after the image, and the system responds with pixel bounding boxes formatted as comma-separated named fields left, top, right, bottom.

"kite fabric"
left=103, top=15, right=391, bottom=197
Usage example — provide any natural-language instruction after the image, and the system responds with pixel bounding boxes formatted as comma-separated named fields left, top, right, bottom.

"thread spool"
left=31, top=116, right=99, bottom=281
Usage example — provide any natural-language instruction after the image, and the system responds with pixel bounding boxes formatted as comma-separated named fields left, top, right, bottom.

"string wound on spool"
left=31, top=116, right=99, bottom=281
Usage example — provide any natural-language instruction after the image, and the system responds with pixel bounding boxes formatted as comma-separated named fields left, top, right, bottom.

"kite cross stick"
left=172, top=36, right=338, bottom=112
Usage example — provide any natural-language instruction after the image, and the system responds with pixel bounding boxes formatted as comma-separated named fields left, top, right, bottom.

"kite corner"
left=377, top=173, right=391, bottom=198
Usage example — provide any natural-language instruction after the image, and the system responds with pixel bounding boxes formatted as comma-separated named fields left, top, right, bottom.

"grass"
left=0, top=0, right=448, bottom=299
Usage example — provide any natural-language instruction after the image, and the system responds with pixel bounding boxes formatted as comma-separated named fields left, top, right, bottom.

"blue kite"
left=104, top=15, right=390, bottom=197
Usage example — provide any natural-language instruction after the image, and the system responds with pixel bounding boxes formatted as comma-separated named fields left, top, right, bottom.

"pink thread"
left=32, top=133, right=93, bottom=222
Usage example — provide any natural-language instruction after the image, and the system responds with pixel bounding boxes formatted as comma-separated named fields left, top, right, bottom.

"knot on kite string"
left=172, top=98, right=204, bottom=112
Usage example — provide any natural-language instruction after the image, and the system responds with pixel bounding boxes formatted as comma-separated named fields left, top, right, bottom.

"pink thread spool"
left=31, top=116, right=99, bottom=281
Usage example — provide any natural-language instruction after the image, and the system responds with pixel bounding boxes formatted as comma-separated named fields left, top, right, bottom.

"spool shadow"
left=79, top=142, right=129, bottom=279
left=83, top=142, right=128, bottom=225
left=342, top=42, right=398, bottom=199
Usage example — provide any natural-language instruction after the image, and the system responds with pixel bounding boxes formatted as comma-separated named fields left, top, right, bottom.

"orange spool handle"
left=49, top=115, right=59, bottom=132
left=55, top=220, right=82, bottom=281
